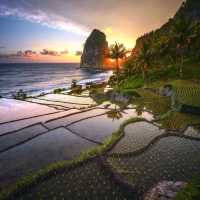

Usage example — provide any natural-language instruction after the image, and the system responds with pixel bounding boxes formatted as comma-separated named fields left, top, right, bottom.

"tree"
left=170, top=15, right=196, bottom=78
left=123, top=56, right=137, bottom=77
left=106, top=109, right=123, bottom=121
left=135, top=40, right=153, bottom=83
left=109, top=42, right=127, bottom=72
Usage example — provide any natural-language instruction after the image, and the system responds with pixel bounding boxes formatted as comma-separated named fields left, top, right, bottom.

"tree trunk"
left=116, top=58, right=119, bottom=86
left=180, top=54, right=183, bottom=79
left=142, top=64, right=148, bottom=84
left=116, top=58, right=119, bottom=72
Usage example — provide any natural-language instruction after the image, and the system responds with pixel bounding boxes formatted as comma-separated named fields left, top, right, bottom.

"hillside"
left=132, top=0, right=200, bottom=69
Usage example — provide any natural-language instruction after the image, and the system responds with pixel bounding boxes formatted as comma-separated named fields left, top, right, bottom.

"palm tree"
left=135, top=40, right=152, bottom=84
left=123, top=56, right=136, bottom=77
left=170, top=16, right=195, bottom=78
left=109, top=42, right=127, bottom=73
left=106, top=109, right=123, bottom=121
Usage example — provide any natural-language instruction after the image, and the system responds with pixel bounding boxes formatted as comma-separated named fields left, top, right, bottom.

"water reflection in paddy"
left=107, top=136, right=200, bottom=195
left=68, top=109, right=153, bottom=143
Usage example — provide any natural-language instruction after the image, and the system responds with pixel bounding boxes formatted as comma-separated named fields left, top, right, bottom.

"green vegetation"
left=117, top=76, right=144, bottom=91
left=174, top=176, right=200, bottom=200
left=157, top=111, right=200, bottom=130
left=173, top=85, right=200, bottom=107
left=109, top=42, right=126, bottom=72
left=111, top=1, right=200, bottom=89
left=12, top=89, right=27, bottom=100
left=53, top=88, right=66, bottom=94
left=106, top=109, right=123, bottom=121
left=133, top=89, right=171, bottom=116
left=68, top=85, right=83, bottom=95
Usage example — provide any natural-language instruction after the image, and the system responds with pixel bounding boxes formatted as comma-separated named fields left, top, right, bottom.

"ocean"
left=0, top=63, right=112, bottom=97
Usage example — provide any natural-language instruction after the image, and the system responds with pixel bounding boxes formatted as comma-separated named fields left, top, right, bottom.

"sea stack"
left=80, top=29, right=109, bottom=69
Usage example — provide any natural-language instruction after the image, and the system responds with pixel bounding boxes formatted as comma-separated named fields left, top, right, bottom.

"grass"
left=118, top=76, right=144, bottom=91
left=157, top=111, right=200, bottom=131
left=173, top=86, right=200, bottom=108
left=133, top=89, right=171, bottom=116
left=0, top=117, right=144, bottom=200
left=174, top=176, right=200, bottom=200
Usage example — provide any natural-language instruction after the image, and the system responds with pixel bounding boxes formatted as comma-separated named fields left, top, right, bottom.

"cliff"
left=80, top=29, right=109, bottom=69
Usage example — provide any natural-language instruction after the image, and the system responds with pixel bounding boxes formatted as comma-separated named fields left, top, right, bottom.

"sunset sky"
left=0, top=0, right=183, bottom=63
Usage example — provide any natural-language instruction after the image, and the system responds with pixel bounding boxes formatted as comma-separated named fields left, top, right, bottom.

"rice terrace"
left=0, top=0, right=200, bottom=200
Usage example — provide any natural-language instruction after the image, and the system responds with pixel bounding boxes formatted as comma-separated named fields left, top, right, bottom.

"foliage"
left=157, top=111, right=200, bottom=131
left=68, top=85, right=83, bottom=95
left=123, top=56, right=137, bottom=76
left=71, top=79, right=77, bottom=88
left=12, top=89, right=27, bottom=100
left=120, top=4, right=200, bottom=82
left=109, top=42, right=126, bottom=71
left=135, top=40, right=154, bottom=82
left=118, top=76, right=144, bottom=91
left=89, top=86, right=107, bottom=104
left=53, top=88, right=66, bottom=94
left=133, top=89, right=171, bottom=116
left=175, top=176, right=200, bottom=200
left=170, top=14, right=197, bottom=77
left=173, top=85, right=200, bottom=107
left=106, top=109, right=123, bottom=121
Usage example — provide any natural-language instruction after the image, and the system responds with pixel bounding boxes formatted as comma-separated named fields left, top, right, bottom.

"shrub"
left=12, top=89, right=27, bottom=100
left=68, top=85, right=83, bottom=95
left=53, top=88, right=66, bottom=94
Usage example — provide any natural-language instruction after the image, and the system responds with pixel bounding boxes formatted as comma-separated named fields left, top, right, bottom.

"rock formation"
left=80, top=29, right=109, bottom=69
left=144, top=181, right=187, bottom=200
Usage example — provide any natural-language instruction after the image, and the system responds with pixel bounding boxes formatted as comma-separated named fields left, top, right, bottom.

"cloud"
left=0, top=3, right=89, bottom=36
left=40, top=49, right=59, bottom=56
left=17, top=50, right=37, bottom=57
left=60, top=50, right=69, bottom=55
left=0, top=49, right=71, bottom=59
left=0, top=50, right=37, bottom=58
left=0, top=46, right=5, bottom=49
left=75, top=51, right=82, bottom=56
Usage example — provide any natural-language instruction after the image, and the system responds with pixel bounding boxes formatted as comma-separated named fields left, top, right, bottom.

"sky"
left=0, top=0, right=183, bottom=63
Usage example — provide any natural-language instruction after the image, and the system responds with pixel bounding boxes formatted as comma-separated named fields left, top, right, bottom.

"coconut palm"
left=170, top=16, right=196, bottom=78
left=123, top=56, right=136, bottom=77
left=135, top=40, right=153, bottom=84
left=106, top=109, right=123, bottom=121
left=109, top=42, right=127, bottom=72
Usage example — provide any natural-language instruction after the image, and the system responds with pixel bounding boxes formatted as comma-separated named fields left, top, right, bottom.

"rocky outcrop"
left=144, top=181, right=187, bottom=200
left=80, top=29, right=109, bottom=69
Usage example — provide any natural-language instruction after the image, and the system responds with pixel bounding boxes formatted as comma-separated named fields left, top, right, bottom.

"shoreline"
left=0, top=65, right=113, bottom=98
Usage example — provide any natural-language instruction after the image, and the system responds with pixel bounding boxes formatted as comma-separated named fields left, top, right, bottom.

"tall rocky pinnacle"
left=80, top=29, right=109, bottom=69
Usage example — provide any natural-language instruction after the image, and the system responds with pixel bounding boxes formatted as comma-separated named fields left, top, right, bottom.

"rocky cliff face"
left=80, top=29, right=109, bottom=69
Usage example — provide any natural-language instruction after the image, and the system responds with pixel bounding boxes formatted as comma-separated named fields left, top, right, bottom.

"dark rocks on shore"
left=144, top=181, right=187, bottom=200
left=80, top=29, right=109, bottom=69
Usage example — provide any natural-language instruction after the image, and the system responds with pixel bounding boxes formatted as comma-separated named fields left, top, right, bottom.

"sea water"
left=0, top=63, right=112, bottom=97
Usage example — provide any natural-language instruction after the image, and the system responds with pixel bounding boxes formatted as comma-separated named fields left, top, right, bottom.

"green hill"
left=131, top=0, right=200, bottom=80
